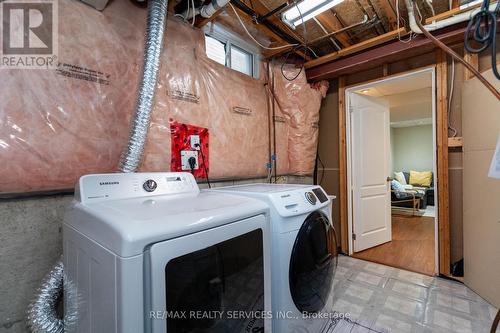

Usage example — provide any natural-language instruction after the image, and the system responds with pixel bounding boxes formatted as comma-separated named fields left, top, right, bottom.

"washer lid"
left=65, top=191, right=268, bottom=257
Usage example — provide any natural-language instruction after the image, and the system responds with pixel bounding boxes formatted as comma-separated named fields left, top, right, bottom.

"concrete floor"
left=324, top=256, right=499, bottom=333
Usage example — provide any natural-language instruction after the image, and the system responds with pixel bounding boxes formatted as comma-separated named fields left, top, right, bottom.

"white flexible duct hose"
left=119, top=0, right=169, bottom=173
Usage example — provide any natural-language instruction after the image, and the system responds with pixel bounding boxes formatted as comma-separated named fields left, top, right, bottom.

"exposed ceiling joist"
left=305, top=21, right=476, bottom=81
left=304, top=27, right=405, bottom=68
left=195, top=9, right=225, bottom=28
left=231, top=5, right=311, bottom=60
left=370, top=0, right=398, bottom=30
left=315, top=12, right=352, bottom=47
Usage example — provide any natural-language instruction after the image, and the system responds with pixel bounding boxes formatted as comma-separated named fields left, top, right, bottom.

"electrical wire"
left=174, top=0, right=190, bottom=22
left=195, top=143, right=211, bottom=188
left=317, top=152, right=325, bottom=185
left=464, top=0, right=500, bottom=79
left=448, top=57, right=458, bottom=137
left=229, top=1, right=317, bottom=81
left=229, top=3, right=300, bottom=50
left=396, top=0, right=416, bottom=43
left=191, top=0, right=196, bottom=26
left=280, top=2, right=309, bottom=81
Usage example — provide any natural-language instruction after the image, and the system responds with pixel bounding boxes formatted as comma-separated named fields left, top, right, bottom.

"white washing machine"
left=63, top=172, right=272, bottom=333
left=209, top=184, right=338, bottom=333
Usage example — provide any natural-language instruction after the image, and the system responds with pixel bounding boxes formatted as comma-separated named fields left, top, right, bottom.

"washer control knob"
left=305, top=192, right=317, bottom=205
left=143, top=179, right=157, bottom=192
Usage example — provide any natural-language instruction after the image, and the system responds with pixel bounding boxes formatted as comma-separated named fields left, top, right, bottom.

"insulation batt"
left=0, top=0, right=327, bottom=193
left=272, top=66, right=329, bottom=175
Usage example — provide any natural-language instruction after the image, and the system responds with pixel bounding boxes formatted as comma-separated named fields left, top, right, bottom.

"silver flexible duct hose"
left=27, top=1, right=169, bottom=331
left=119, top=0, right=169, bottom=172
left=27, top=259, right=64, bottom=333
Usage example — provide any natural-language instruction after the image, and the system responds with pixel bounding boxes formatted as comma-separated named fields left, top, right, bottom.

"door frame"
left=343, top=66, right=440, bottom=275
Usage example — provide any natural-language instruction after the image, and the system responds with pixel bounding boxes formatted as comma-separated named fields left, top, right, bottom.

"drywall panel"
left=462, top=71, right=500, bottom=152
left=462, top=69, right=500, bottom=308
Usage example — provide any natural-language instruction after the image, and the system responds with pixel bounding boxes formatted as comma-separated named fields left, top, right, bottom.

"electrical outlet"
left=190, top=135, right=200, bottom=150
left=181, top=150, right=199, bottom=170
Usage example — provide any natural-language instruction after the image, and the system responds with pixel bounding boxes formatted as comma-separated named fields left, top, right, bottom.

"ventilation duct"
left=27, top=0, right=169, bottom=331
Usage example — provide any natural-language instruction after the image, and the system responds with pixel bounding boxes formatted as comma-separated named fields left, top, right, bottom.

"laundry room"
left=0, top=0, right=499, bottom=332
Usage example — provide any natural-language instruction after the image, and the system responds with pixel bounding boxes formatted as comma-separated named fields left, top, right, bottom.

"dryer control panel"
left=76, top=172, right=199, bottom=203
left=270, top=187, right=331, bottom=217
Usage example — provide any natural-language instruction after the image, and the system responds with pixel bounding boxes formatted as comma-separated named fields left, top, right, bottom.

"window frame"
left=203, top=24, right=260, bottom=79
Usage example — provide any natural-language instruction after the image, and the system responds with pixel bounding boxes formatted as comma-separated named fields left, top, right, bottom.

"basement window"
left=204, top=32, right=259, bottom=79
left=205, top=35, right=226, bottom=66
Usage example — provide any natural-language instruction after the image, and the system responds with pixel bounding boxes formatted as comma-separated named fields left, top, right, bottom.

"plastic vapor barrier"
left=0, top=0, right=327, bottom=194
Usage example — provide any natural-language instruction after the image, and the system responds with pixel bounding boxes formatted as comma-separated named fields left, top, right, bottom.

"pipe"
left=199, top=0, right=231, bottom=18
left=308, top=15, right=372, bottom=46
left=313, top=17, right=342, bottom=50
left=119, top=0, right=169, bottom=173
left=405, top=0, right=498, bottom=33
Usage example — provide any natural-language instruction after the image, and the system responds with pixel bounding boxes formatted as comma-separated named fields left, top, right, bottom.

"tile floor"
left=323, top=255, right=498, bottom=333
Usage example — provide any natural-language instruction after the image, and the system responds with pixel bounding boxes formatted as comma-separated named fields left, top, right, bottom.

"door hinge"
left=352, top=233, right=356, bottom=240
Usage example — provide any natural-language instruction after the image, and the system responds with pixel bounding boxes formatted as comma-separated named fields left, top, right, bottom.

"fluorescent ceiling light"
left=282, top=0, right=345, bottom=28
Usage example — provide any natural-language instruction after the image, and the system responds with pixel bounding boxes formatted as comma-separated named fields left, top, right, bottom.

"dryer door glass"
left=165, top=229, right=264, bottom=332
left=289, top=211, right=338, bottom=313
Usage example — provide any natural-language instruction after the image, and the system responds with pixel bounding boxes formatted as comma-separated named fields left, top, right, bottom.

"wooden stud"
left=195, top=9, right=224, bottom=28
left=436, top=49, right=451, bottom=277
left=423, top=1, right=496, bottom=24
left=383, top=63, right=389, bottom=76
left=463, top=50, right=479, bottom=81
left=372, top=0, right=399, bottom=30
left=305, top=28, right=405, bottom=69
left=338, top=76, right=349, bottom=253
left=448, top=137, right=463, bottom=148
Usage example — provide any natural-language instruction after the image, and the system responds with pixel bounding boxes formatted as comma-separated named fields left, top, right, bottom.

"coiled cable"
left=464, top=0, right=500, bottom=79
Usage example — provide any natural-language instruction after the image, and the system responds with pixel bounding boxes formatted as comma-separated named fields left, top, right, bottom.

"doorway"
left=345, top=68, right=438, bottom=276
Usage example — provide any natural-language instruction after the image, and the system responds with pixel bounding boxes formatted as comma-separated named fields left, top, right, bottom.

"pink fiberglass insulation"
left=271, top=64, right=329, bottom=175
left=0, top=0, right=327, bottom=194
left=140, top=19, right=270, bottom=179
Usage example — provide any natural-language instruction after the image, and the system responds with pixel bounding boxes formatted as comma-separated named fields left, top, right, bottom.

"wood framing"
left=463, top=50, right=479, bottom=81
left=436, top=49, right=451, bottom=277
left=338, top=76, right=349, bottom=253
left=315, top=12, right=352, bottom=47
left=195, top=9, right=224, bottom=28
left=305, top=28, right=405, bottom=69
left=448, top=137, right=463, bottom=148
left=337, top=65, right=451, bottom=276
left=424, top=1, right=498, bottom=24
left=305, top=20, right=485, bottom=81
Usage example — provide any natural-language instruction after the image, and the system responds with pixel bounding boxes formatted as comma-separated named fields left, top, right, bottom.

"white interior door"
left=350, top=93, right=392, bottom=252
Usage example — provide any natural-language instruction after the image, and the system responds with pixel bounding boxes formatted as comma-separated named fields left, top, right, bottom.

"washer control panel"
left=77, top=172, right=199, bottom=203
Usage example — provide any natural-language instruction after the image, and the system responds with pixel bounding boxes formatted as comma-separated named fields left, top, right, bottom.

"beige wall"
left=317, top=81, right=341, bottom=243
left=391, top=125, right=434, bottom=174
